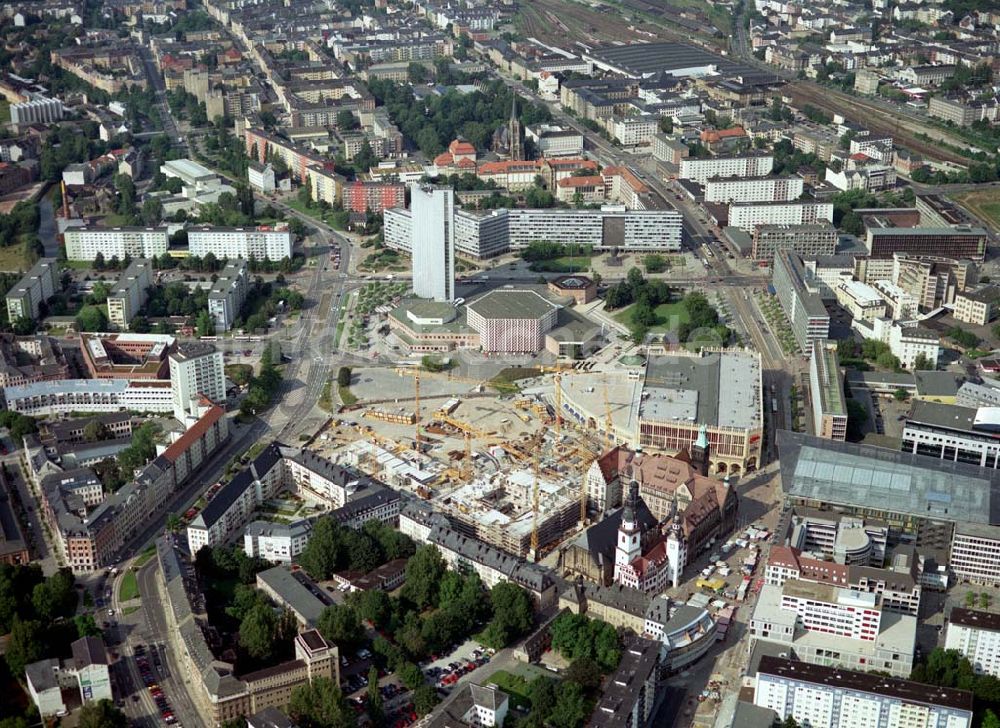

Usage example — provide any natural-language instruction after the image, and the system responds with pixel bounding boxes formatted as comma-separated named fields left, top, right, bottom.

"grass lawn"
left=339, top=384, right=358, bottom=406
left=118, top=571, right=140, bottom=602
left=123, top=606, right=141, bottom=616
left=0, top=242, right=29, bottom=272
left=133, top=545, right=156, bottom=568
left=485, top=670, right=532, bottom=710
left=613, top=301, right=691, bottom=332
left=529, top=255, right=593, bottom=273
left=0, top=101, right=9, bottom=124
left=285, top=198, right=345, bottom=230
left=490, top=367, right=541, bottom=395
left=952, top=189, right=1000, bottom=232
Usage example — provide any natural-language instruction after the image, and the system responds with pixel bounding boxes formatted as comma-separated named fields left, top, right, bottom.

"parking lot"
left=421, top=640, right=494, bottom=691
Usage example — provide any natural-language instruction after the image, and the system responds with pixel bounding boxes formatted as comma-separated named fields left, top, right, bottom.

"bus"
left=771, top=398, right=778, bottom=413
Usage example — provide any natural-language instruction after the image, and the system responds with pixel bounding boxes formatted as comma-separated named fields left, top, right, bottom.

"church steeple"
left=507, top=93, right=524, bottom=161
left=614, top=480, right=642, bottom=581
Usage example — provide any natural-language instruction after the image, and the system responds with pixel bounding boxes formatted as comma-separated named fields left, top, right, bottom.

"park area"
left=612, top=300, right=690, bottom=333
left=952, top=189, right=1000, bottom=232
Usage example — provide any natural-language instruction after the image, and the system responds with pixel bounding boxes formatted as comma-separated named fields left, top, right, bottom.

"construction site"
left=309, top=363, right=618, bottom=561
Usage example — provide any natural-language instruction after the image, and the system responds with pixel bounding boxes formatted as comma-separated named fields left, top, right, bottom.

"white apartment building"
left=945, top=608, right=1000, bottom=678
left=871, top=279, right=919, bottom=320
left=307, top=165, right=344, bottom=207
left=853, top=317, right=940, bottom=369
left=187, top=226, right=292, bottom=261
left=106, top=259, right=152, bottom=330
left=836, top=280, right=887, bottom=322
left=3, top=379, right=174, bottom=416
left=168, top=342, right=225, bottom=420
left=612, top=115, right=658, bottom=146
left=679, top=154, right=774, bottom=184
left=248, top=161, right=276, bottom=194
left=10, top=97, right=63, bottom=126
left=754, top=655, right=973, bottom=728
left=409, top=184, right=455, bottom=302
left=704, top=176, right=804, bottom=204
left=954, top=286, right=1000, bottom=326
left=780, top=580, right=883, bottom=641
left=244, top=519, right=313, bottom=563
left=207, top=259, right=248, bottom=332
left=728, top=201, right=834, bottom=233
left=6, top=258, right=59, bottom=322
left=64, top=227, right=168, bottom=262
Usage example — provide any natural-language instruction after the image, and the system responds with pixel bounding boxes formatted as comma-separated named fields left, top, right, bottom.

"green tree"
left=549, top=681, right=588, bottom=728
left=288, top=677, right=354, bottom=728
left=982, top=710, right=1000, bottom=728
left=348, top=589, right=392, bottom=628
left=564, top=656, right=602, bottom=690
left=78, top=699, right=128, bottom=728
left=401, top=545, right=445, bottom=609
left=398, top=662, right=424, bottom=691
left=366, top=665, right=383, bottom=724
left=75, top=614, right=102, bottom=638
left=336, top=366, right=352, bottom=388
left=83, top=420, right=110, bottom=442
left=336, top=110, right=359, bottom=131
left=239, top=603, right=278, bottom=660
left=5, top=617, right=43, bottom=677
left=317, top=604, right=362, bottom=649
left=846, top=399, right=869, bottom=441
left=413, top=684, right=440, bottom=717
left=915, top=352, right=935, bottom=370
left=195, top=310, right=214, bottom=337
left=893, top=388, right=909, bottom=401
left=480, top=582, right=533, bottom=648
left=141, top=197, right=164, bottom=226
left=76, top=305, right=109, bottom=332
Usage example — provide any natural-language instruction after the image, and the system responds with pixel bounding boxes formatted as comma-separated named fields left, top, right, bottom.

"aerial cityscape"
left=0, top=0, right=999, bottom=727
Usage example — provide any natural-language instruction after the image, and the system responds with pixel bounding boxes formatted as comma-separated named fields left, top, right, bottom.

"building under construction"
left=438, top=469, right=580, bottom=559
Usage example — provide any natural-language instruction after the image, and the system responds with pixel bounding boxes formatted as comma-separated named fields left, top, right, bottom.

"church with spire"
left=612, top=480, right=687, bottom=593
left=491, top=95, right=525, bottom=161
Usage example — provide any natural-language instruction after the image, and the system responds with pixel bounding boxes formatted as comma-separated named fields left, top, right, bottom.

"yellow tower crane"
left=393, top=368, right=490, bottom=448
left=530, top=453, right=540, bottom=560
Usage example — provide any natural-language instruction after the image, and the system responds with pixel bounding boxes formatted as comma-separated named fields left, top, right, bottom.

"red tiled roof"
left=557, top=175, right=604, bottom=188
left=161, top=404, right=225, bottom=463
left=700, top=127, right=746, bottom=143
left=448, top=139, right=476, bottom=156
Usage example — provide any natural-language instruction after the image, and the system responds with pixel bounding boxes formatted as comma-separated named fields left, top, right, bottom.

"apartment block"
left=945, top=608, right=1000, bottom=677
left=6, top=258, right=59, bottom=322
left=106, top=259, right=152, bottom=331
left=704, top=176, right=804, bottom=204
left=187, top=225, right=292, bottom=261
left=207, top=259, right=249, bottom=332
left=772, top=251, right=830, bottom=352
left=678, top=154, right=774, bottom=184
left=754, top=656, right=973, bottom=728
left=64, top=227, right=168, bottom=262
left=10, top=96, right=63, bottom=126
left=729, top=201, right=834, bottom=233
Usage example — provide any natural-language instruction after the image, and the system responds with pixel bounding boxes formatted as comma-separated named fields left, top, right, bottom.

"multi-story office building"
left=754, top=656, right=973, bottom=728
left=106, top=259, right=152, bottom=330
left=64, top=227, right=168, bottom=262
left=207, top=259, right=248, bottom=332
left=525, top=124, right=584, bottom=157
left=901, top=401, right=1000, bottom=469
left=809, top=341, right=847, bottom=441
left=751, top=223, right=837, bottom=263
left=4, top=379, right=174, bottom=416
left=954, top=286, right=1000, bottom=325
left=6, top=258, right=58, bottom=322
left=865, top=223, right=987, bottom=262
left=891, top=254, right=974, bottom=311
left=835, top=279, right=887, bottom=322
left=678, top=154, right=774, bottom=184
left=749, top=580, right=916, bottom=677
left=772, top=251, right=830, bottom=352
left=704, top=176, right=804, bottom=204
left=168, top=342, right=226, bottom=420
left=929, top=95, right=1000, bottom=127
left=945, top=608, right=1000, bottom=677
left=728, top=201, right=834, bottom=233
left=187, top=225, right=292, bottom=261
left=410, top=184, right=455, bottom=303
left=385, top=206, right=681, bottom=259
left=10, top=97, right=63, bottom=126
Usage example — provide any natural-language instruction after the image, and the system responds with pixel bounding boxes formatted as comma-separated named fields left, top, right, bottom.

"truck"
left=736, top=577, right=751, bottom=601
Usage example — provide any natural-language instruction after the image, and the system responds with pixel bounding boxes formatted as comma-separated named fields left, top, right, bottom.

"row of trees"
left=239, top=343, right=283, bottom=417
left=521, top=241, right=593, bottom=262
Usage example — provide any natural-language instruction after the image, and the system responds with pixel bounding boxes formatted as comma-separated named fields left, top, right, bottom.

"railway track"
left=786, top=81, right=973, bottom=166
